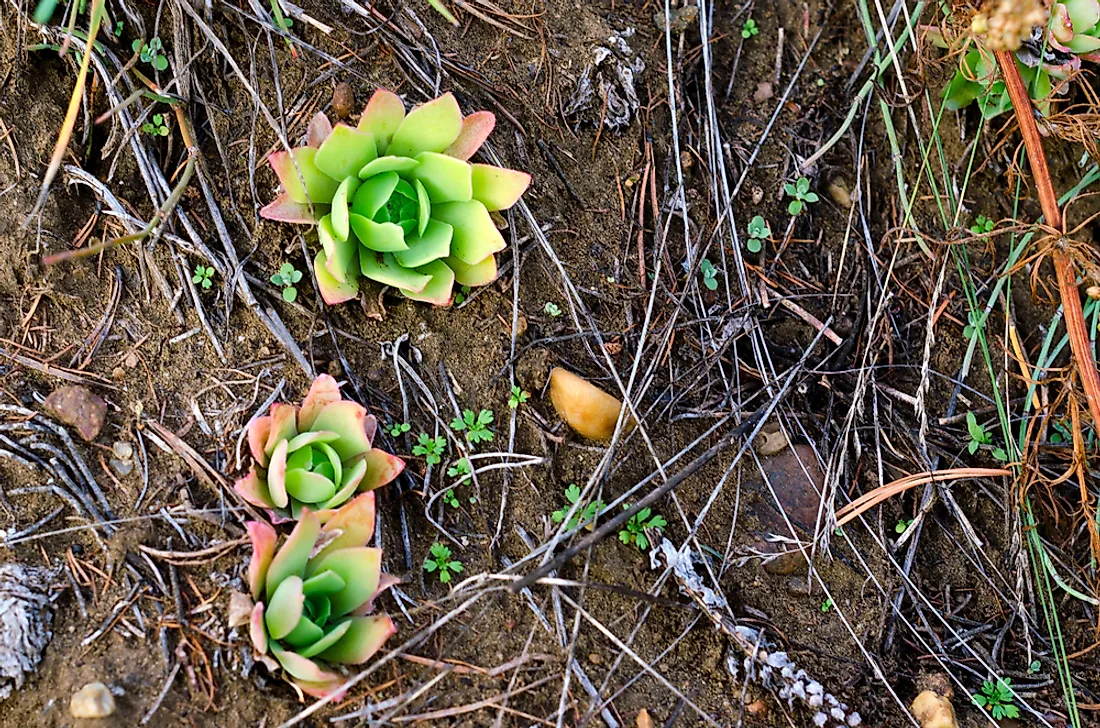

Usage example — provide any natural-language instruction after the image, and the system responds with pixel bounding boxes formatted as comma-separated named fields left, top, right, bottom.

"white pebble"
left=70, top=682, right=115, bottom=719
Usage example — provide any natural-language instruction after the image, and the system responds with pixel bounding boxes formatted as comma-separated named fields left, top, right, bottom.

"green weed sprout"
left=450, top=408, right=494, bottom=444
left=700, top=259, right=719, bottom=290
left=261, top=90, right=531, bottom=306
left=192, top=265, right=214, bottom=290
left=894, top=519, right=912, bottom=534
left=544, top=302, right=562, bottom=317
left=142, top=113, right=169, bottom=137
left=970, top=214, right=995, bottom=234
left=973, top=677, right=1019, bottom=720
left=552, top=484, right=605, bottom=530
left=820, top=598, right=833, bottom=612
left=784, top=177, right=818, bottom=215
left=271, top=262, right=303, bottom=303
left=446, top=457, right=471, bottom=478
left=386, top=422, right=410, bottom=437
left=413, top=433, right=446, bottom=465
left=234, top=375, right=405, bottom=517
left=618, top=505, right=666, bottom=551
left=508, top=385, right=529, bottom=409
left=966, top=411, right=1007, bottom=461
left=132, top=37, right=169, bottom=71
left=442, top=489, right=460, bottom=508
left=746, top=214, right=771, bottom=253
left=741, top=18, right=759, bottom=39
left=242, top=500, right=397, bottom=699
left=423, top=542, right=463, bottom=583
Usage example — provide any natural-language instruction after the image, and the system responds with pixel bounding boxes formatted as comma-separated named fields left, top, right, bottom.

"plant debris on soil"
left=2, top=0, right=1100, bottom=726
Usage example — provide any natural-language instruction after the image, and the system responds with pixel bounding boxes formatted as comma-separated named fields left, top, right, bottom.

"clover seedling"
left=413, top=433, right=446, bottom=465
left=446, top=457, right=471, bottom=478
left=700, top=259, right=719, bottom=290
left=966, top=412, right=1006, bottom=461
left=894, top=519, right=912, bottom=534
left=746, top=215, right=770, bottom=253
left=544, top=302, right=562, bottom=317
left=142, top=113, right=169, bottom=137
left=271, top=262, right=303, bottom=302
left=443, top=489, right=460, bottom=508
left=423, top=542, right=463, bottom=584
left=821, top=598, right=833, bottom=612
left=386, top=422, right=411, bottom=437
left=453, top=285, right=472, bottom=305
left=741, top=18, right=759, bottom=38
left=970, top=214, right=995, bottom=234
left=451, top=408, right=494, bottom=444
left=552, top=484, right=605, bottom=530
left=618, top=505, right=666, bottom=551
left=132, top=37, right=169, bottom=71
left=1028, top=660, right=1041, bottom=675
left=962, top=309, right=985, bottom=340
left=973, top=678, right=1019, bottom=720
left=114, top=21, right=123, bottom=37
left=191, top=265, right=214, bottom=290
left=784, top=177, right=818, bottom=215
left=508, top=385, right=530, bottom=409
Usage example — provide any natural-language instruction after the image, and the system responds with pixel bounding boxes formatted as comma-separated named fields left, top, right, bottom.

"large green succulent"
left=234, top=374, right=404, bottom=519
left=261, top=90, right=531, bottom=306
left=244, top=497, right=396, bottom=700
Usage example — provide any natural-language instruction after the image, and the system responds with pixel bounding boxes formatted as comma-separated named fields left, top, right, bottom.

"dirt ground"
left=0, top=0, right=1098, bottom=726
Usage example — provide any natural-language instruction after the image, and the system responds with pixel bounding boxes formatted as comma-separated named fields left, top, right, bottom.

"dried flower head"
left=972, top=0, right=1047, bottom=51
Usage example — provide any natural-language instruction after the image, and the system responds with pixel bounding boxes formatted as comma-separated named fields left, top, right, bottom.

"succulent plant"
left=234, top=374, right=405, bottom=518
left=261, top=90, right=531, bottom=306
left=938, top=0, right=1100, bottom=117
left=243, top=495, right=397, bottom=700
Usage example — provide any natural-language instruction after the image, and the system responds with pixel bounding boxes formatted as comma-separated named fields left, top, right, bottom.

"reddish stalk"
left=995, top=49, right=1100, bottom=431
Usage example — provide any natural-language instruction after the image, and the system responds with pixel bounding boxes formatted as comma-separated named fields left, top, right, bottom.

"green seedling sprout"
left=894, top=518, right=912, bottom=534
left=114, top=20, right=123, bottom=36
left=191, top=264, right=214, bottom=290
left=784, top=177, right=818, bottom=215
left=966, top=412, right=1007, bottom=461
left=741, top=18, right=759, bottom=39
left=821, top=598, right=833, bottom=612
left=618, top=505, right=666, bottom=551
left=508, top=385, right=530, bottom=409
left=442, top=489, right=460, bottom=508
left=386, top=422, right=411, bottom=437
left=242, top=503, right=397, bottom=699
left=260, top=90, right=530, bottom=306
left=271, top=262, right=303, bottom=303
left=142, top=113, right=169, bottom=137
left=746, top=215, right=771, bottom=253
left=700, top=259, right=719, bottom=290
left=446, top=457, right=471, bottom=478
left=232, top=375, right=404, bottom=515
left=453, top=284, right=472, bottom=305
left=450, top=409, right=494, bottom=444
left=544, top=302, right=562, bottom=317
left=970, top=214, right=995, bottom=234
left=412, top=433, right=446, bottom=465
left=132, top=37, right=169, bottom=71
left=1028, top=660, right=1041, bottom=675
left=552, top=484, right=605, bottom=530
left=423, top=542, right=463, bottom=584
left=973, top=677, right=1019, bottom=720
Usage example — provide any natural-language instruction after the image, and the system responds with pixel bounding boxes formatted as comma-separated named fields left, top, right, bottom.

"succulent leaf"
left=330, top=177, right=360, bottom=242
left=359, top=156, right=420, bottom=179
left=445, top=254, right=498, bottom=287
left=400, top=259, right=455, bottom=305
left=269, top=148, right=340, bottom=205
left=315, top=125, right=379, bottom=181
left=298, top=374, right=341, bottom=431
left=248, top=417, right=273, bottom=465
left=352, top=172, right=400, bottom=218
left=387, top=92, right=463, bottom=158
left=265, top=575, right=305, bottom=640
left=317, top=615, right=396, bottom=664
left=350, top=215, right=409, bottom=252
left=361, top=251, right=432, bottom=292
left=296, top=619, right=353, bottom=658
left=471, top=164, right=531, bottom=211
left=247, top=521, right=278, bottom=600
left=307, top=401, right=374, bottom=460
left=315, top=248, right=360, bottom=305
left=307, top=112, right=334, bottom=148
left=266, top=510, right=320, bottom=597
left=260, top=194, right=326, bottom=224
left=443, top=111, right=496, bottom=160
left=358, top=89, right=406, bottom=153
left=393, top=219, right=453, bottom=268
left=307, top=547, right=382, bottom=616
left=409, top=152, right=473, bottom=203
left=431, top=200, right=506, bottom=264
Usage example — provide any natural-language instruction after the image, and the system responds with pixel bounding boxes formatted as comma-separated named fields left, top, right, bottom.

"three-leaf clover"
left=191, top=265, right=214, bottom=290
left=132, top=37, right=169, bottom=71
left=544, top=302, right=562, bottom=317
left=746, top=215, right=771, bottom=253
left=141, top=113, right=169, bottom=137
left=450, top=409, right=494, bottom=444
left=386, top=422, right=411, bottom=437
left=270, top=262, right=303, bottom=303
left=700, top=259, right=719, bottom=290
left=972, top=678, right=1019, bottom=720
left=423, top=542, right=464, bottom=584
left=970, top=214, right=995, bottom=234
left=741, top=18, right=759, bottom=39
left=412, top=433, right=446, bottom=466
left=784, top=177, right=819, bottom=215
left=618, top=505, right=667, bottom=551
left=508, top=385, right=530, bottom=409
left=552, top=484, right=606, bottom=530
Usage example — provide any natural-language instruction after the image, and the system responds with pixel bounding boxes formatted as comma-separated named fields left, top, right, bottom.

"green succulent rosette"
left=261, top=90, right=531, bottom=306
left=242, top=498, right=396, bottom=700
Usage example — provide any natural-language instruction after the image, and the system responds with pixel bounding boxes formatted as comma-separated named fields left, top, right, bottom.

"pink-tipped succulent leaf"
left=264, top=88, right=531, bottom=306
left=240, top=498, right=396, bottom=700
left=236, top=376, right=404, bottom=517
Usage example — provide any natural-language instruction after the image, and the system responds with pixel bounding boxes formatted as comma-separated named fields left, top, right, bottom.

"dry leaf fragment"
left=635, top=708, right=653, bottom=728
left=43, top=385, right=106, bottom=441
left=549, top=368, right=623, bottom=440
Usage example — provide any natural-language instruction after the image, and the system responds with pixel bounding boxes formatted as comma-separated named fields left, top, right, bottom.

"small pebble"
left=332, top=82, right=355, bottom=119
left=747, top=699, right=769, bottom=716
left=70, top=682, right=115, bottom=719
left=110, top=441, right=134, bottom=477
left=786, top=575, right=811, bottom=596
left=751, top=186, right=764, bottom=205
left=763, top=551, right=804, bottom=576
left=588, top=652, right=602, bottom=665
left=753, top=81, right=774, bottom=103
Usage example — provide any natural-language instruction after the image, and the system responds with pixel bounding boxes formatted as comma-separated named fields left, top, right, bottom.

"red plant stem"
left=995, top=50, right=1100, bottom=430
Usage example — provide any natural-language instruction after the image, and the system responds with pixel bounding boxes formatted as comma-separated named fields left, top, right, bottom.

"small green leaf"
left=283, top=287, right=298, bottom=303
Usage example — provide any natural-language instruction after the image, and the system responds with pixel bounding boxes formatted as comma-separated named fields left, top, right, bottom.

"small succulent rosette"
left=243, top=496, right=397, bottom=699
left=234, top=374, right=404, bottom=518
left=261, top=89, right=531, bottom=306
